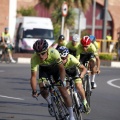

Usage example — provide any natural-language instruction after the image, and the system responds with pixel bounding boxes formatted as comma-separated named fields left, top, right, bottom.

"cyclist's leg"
left=38, top=67, right=55, bottom=116
left=38, top=67, right=51, bottom=104
left=7, top=44, right=16, bottom=63
left=89, top=58, right=97, bottom=89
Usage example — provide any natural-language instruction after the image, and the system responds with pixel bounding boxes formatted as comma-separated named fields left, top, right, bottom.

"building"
left=0, top=0, right=120, bottom=42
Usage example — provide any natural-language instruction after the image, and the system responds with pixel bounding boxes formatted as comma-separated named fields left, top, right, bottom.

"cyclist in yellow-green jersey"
left=31, top=39, right=75, bottom=120
left=50, top=35, right=67, bottom=49
left=66, top=34, right=80, bottom=56
left=76, top=36, right=100, bottom=89
left=58, top=46, right=91, bottom=114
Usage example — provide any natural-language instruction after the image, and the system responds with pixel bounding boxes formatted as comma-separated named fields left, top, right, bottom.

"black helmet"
left=33, top=39, right=48, bottom=53
left=58, top=35, right=65, bottom=40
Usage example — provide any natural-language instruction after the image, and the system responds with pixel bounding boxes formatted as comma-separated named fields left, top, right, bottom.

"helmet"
left=72, top=34, right=79, bottom=42
left=89, top=35, right=96, bottom=42
left=58, top=35, right=65, bottom=40
left=33, top=39, right=48, bottom=53
left=57, top=46, right=69, bottom=57
left=81, top=36, right=91, bottom=46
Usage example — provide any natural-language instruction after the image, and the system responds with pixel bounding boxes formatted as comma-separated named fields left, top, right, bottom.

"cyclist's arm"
left=50, top=40, right=58, bottom=48
left=95, top=55, right=101, bottom=73
left=78, top=64, right=87, bottom=78
left=58, top=63, right=66, bottom=82
left=30, top=71, right=37, bottom=92
left=30, top=54, right=39, bottom=92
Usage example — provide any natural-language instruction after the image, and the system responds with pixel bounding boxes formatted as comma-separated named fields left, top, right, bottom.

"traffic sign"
left=62, top=2, right=68, bottom=16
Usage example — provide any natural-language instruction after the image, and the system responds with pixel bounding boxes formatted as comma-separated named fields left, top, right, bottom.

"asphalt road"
left=0, top=63, right=120, bottom=120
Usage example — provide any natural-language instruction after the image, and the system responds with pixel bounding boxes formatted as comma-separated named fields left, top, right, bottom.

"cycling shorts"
left=66, top=67, right=82, bottom=84
left=38, top=65, right=60, bottom=84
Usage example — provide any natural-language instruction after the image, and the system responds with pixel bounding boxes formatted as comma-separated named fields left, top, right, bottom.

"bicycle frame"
left=82, top=61, right=92, bottom=106
left=67, top=76, right=83, bottom=120
left=39, top=77, right=69, bottom=120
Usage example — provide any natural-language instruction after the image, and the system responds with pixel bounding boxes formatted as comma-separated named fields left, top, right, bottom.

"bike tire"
left=71, top=92, right=83, bottom=120
left=51, top=91, right=69, bottom=120
left=85, top=75, right=91, bottom=106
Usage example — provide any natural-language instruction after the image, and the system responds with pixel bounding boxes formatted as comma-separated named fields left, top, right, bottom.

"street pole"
left=102, top=0, right=108, bottom=52
left=92, top=0, right=96, bottom=36
left=78, top=9, right=81, bottom=38
left=61, top=16, right=65, bottom=35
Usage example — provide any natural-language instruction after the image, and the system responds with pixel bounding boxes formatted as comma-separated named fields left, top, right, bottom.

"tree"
left=17, top=6, right=37, bottom=16
left=39, top=0, right=92, bottom=38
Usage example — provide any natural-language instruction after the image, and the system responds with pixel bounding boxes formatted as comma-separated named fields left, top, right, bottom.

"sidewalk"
left=13, top=53, right=120, bottom=68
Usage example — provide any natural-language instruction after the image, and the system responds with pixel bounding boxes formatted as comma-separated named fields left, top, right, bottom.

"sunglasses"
left=37, top=51, right=47, bottom=55
left=61, top=57, right=67, bottom=60
left=83, top=46, right=88, bottom=48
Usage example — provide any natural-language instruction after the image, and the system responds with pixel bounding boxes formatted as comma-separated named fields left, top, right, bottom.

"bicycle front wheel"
left=51, top=92, right=69, bottom=120
left=85, top=75, right=91, bottom=106
left=72, top=93, right=83, bottom=120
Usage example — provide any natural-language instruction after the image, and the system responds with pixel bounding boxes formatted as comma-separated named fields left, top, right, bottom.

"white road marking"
left=0, top=95, right=24, bottom=100
left=107, top=79, right=120, bottom=89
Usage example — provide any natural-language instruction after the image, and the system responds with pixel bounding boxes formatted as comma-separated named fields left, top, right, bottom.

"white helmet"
left=72, top=34, right=79, bottom=42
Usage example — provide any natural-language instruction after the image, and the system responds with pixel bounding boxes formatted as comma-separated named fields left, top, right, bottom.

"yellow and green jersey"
left=53, top=39, right=67, bottom=47
left=92, top=41, right=98, bottom=50
left=64, top=54, right=82, bottom=70
left=2, top=32, right=10, bottom=42
left=66, top=41, right=79, bottom=56
left=76, top=43, right=98, bottom=60
left=31, top=47, right=62, bottom=72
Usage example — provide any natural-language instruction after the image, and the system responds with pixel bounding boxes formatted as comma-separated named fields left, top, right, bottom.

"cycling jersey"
left=31, top=47, right=62, bottom=72
left=53, top=39, right=67, bottom=47
left=2, top=32, right=10, bottom=43
left=92, top=41, right=98, bottom=50
left=76, top=43, right=98, bottom=60
left=64, top=54, right=82, bottom=83
left=66, top=41, right=79, bottom=56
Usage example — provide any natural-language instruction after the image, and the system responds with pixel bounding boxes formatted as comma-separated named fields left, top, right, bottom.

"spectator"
left=1, top=27, right=16, bottom=63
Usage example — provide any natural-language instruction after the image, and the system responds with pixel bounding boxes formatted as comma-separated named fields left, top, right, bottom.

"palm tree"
left=39, top=0, right=92, bottom=38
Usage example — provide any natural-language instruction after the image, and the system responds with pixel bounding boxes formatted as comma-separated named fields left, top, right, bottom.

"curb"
left=16, top=57, right=120, bottom=68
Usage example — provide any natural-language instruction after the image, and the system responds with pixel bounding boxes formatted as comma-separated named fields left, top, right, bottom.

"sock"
left=45, top=96, right=51, bottom=105
left=91, top=74, right=96, bottom=82
left=68, top=107, right=74, bottom=118
left=83, top=99, right=87, bottom=105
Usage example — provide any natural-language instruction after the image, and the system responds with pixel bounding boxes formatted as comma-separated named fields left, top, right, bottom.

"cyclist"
left=76, top=36, right=100, bottom=89
left=58, top=46, right=91, bottom=114
left=30, top=39, right=75, bottom=120
left=50, top=35, right=67, bottom=49
left=66, top=34, right=80, bottom=56
left=1, top=27, right=16, bottom=63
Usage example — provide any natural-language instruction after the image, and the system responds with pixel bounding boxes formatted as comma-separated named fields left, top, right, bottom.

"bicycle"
left=35, top=76, right=69, bottom=120
left=82, top=61, right=92, bottom=106
left=66, top=76, right=83, bottom=120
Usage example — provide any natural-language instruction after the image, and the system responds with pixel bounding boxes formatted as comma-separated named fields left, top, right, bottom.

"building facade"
left=0, top=0, right=120, bottom=41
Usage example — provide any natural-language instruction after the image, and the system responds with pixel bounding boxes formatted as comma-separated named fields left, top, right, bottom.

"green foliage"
left=17, top=6, right=37, bottom=16
left=53, top=24, right=61, bottom=40
left=99, top=53, right=113, bottom=60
